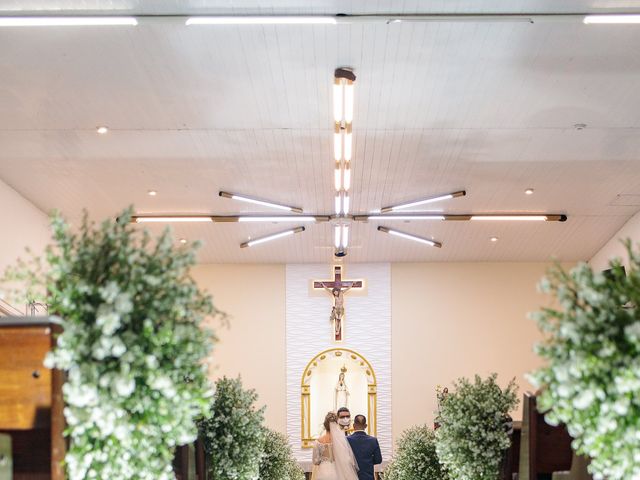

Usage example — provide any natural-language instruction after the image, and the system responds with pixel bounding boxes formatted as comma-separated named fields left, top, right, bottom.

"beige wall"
left=0, top=177, right=50, bottom=314
left=391, top=262, right=560, bottom=440
left=190, top=264, right=287, bottom=432
left=590, top=211, right=640, bottom=271
left=192, top=261, right=561, bottom=444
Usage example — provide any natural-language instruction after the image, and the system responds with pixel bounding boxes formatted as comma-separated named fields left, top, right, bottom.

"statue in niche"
left=334, top=365, right=350, bottom=411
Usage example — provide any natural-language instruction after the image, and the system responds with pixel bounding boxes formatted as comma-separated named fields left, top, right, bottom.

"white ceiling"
left=1, top=1, right=640, bottom=263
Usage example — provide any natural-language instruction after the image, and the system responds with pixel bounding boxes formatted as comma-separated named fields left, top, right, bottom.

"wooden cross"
left=313, top=265, right=364, bottom=342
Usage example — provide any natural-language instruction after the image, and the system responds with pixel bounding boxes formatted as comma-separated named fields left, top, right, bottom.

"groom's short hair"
left=337, top=407, right=350, bottom=416
left=353, top=415, right=367, bottom=428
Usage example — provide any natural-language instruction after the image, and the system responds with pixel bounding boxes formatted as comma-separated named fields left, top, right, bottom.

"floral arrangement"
left=435, top=374, right=518, bottom=480
left=259, top=429, right=305, bottom=480
left=199, top=376, right=266, bottom=480
left=529, top=241, right=640, bottom=480
left=2, top=208, right=219, bottom=479
left=384, top=425, right=448, bottom=480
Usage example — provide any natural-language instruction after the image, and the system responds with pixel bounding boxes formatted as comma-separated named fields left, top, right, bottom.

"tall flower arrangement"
left=384, top=425, right=448, bottom=480
left=2, top=208, right=219, bottom=479
left=199, top=376, right=266, bottom=480
left=529, top=242, right=640, bottom=480
left=435, top=374, right=518, bottom=480
left=259, top=429, right=305, bottom=480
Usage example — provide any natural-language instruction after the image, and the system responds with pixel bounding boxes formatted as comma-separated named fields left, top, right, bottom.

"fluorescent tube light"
left=334, top=225, right=341, bottom=248
left=381, top=190, right=466, bottom=213
left=238, top=216, right=317, bottom=222
left=378, top=226, right=441, bottom=248
left=334, top=126, right=342, bottom=161
left=342, top=225, right=349, bottom=247
left=344, top=81, right=354, bottom=124
left=335, top=194, right=341, bottom=215
left=186, top=16, right=337, bottom=26
left=333, top=79, right=344, bottom=123
left=343, top=194, right=350, bottom=215
left=343, top=166, right=351, bottom=191
left=470, top=215, right=549, bottom=221
left=219, top=191, right=303, bottom=213
left=334, top=164, right=342, bottom=190
left=133, top=216, right=212, bottom=223
left=584, top=14, right=640, bottom=24
left=0, top=16, right=138, bottom=26
left=366, top=215, right=445, bottom=221
left=241, top=226, right=305, bottom=248
left=344, top=128, right=352, bottom=162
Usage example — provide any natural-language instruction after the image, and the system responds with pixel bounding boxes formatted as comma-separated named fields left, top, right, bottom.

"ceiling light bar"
left=186, top=16, right=337, bottom=26
left=381, top=190, right=466, bottom=213
left=359, top=214, right=446, bottom=221
left=241, top=226, right=305, bottom=248
left=584, top=14, right=640, bottom=24
left=378, top=226, right=442, bottom=248
left=356, top=213, right=567, bottom=222
left=133, top=216, right=213, bottom=223
left=0, top=16, right=138, bottom=26
left=236, top=216, right=322, bottom=222
left=334, top=224, right=349, bottom=249
left=342, top=225, right=349, bottom=248
left=219, top=191, right=303, bottom=213
left=471, top=215, right=553, bottom=221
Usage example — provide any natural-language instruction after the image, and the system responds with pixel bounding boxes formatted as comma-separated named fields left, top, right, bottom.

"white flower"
left=573, top=389, right=595, bottom=410
left=96, top=310, right=121, bottom=335
left=112, top=376, right=136, bottom=398
left=625, top=322, right=640, bottom=340
left=99, top=281, right=120, bottom=303
left=114, top=293, right=133, bottom=314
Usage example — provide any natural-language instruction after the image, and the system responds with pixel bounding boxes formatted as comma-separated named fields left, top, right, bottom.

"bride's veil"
left=329, top=421, right=359, bottom=480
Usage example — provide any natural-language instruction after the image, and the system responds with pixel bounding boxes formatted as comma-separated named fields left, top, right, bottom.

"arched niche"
left=300, top=348, right=377, bottom=448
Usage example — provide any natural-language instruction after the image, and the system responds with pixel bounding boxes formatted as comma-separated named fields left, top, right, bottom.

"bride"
left=311, top=412, right=359, bottom=480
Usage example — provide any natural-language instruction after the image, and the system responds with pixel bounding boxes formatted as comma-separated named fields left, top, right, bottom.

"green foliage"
left=200, top=376, right=266, bottom=480
left=259, top=429, right=304, bottom=480
left=529, top=240, right=640, bottom=480
left=2, top=207, right=220, bottom=480
left=435, top=374, right=518, bottom=480
left=384, top=425, right=448, bottom=480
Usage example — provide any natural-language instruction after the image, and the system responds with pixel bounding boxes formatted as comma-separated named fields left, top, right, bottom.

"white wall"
left=0, top=177, right=50, bottom=314
left=590, top=211, right=640, bottom=271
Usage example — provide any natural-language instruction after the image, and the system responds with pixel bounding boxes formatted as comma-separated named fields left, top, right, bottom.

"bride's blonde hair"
left=324, top=411, right=338, bottom=432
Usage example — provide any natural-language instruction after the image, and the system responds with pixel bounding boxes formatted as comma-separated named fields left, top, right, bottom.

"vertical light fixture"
left=333, top=67, right=356, bottom=201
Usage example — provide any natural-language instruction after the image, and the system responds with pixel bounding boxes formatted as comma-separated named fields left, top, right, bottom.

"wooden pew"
left=0, top=317, right=65, bottom=480
left=518, top=392, right=573, bottom=480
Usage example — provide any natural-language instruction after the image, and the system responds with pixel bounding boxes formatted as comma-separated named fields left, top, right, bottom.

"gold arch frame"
left=300, top=348, right=377, bottom=448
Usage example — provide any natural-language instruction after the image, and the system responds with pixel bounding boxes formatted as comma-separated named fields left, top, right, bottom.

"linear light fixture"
left=240, top=226, right=305, bottom=248
left=584, top=14, right=640, bottom=24
left=381, top=190, right=466, bottom=213
left=219, top=191, right=303, bottom=213
left=355, top=213, right=567, bottom=222
left=186, top=16, right=337, bottom=26
left=362, top=214, right=446, bottom=221
left=133, top=216, right=212, bottom=223
left=378, top=226, right=442, bottom=248
left=471, top=215, right=551, bottom=221
left=236, top=216, right=320, bottom=222
left=334, top=224, right=349, bottom=248
left=0, top=16, right=138, bottom=26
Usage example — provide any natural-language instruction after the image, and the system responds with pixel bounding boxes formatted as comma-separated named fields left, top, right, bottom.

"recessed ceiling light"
left=96, top=126, right=109, bottom=134
left=573, top=123, right=587, bottom=130
left=490, top=236, right=499, bottom=242
left=179, top=238, right=187, bottom=244
left=525, top=188, right=534, bottom=195
left=147, top=190, right=157, bottom=196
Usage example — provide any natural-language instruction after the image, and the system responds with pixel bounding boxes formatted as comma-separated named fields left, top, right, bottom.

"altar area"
left=285, top=264, right=392, bottom=460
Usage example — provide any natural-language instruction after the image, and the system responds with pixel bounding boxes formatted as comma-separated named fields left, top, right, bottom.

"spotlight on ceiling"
left=96, top=126, right=109, bottom=134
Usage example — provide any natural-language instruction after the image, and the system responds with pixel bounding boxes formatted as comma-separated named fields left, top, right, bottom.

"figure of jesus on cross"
left=313, top=265, right=363, bottom=342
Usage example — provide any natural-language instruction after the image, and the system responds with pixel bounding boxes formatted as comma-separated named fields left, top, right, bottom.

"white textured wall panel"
left=286, top=263, right=392, bottom=461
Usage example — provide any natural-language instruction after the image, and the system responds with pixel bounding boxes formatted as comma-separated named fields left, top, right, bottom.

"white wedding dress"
left=311, top=423, right=359, bottom=480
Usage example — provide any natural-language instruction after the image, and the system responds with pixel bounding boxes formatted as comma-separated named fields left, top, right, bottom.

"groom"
left=346, top=415, right=382, bottom=480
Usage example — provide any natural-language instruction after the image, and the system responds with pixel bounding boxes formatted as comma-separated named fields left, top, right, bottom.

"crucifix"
left=313, top=265, right=364, bottom=342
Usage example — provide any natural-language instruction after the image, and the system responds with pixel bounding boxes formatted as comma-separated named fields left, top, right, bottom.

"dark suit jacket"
left=347, top=431, right=383, bottom=480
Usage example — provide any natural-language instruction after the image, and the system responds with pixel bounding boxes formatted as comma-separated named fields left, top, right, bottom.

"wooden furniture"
left=0, top=317, right=65, bottom=480
left=173, top=437, right=207, bottom=480
left=518, top=392, right=573, bottom=480
left=500, top=421, right=522, bottom=480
